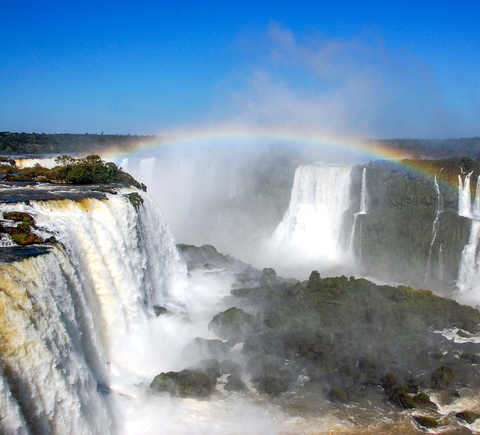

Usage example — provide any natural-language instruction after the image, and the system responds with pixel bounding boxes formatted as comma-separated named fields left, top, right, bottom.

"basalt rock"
left=431, top=366, right=455, bottom=390
left=150, top=362, right=219, bottom=398
left=209, top=307, right=259, bottom=343
left=455, top=411, right=480, bottom=424
left=224, top=374, right=246, bottom=392
left=414, top=416, right=439, bottom=429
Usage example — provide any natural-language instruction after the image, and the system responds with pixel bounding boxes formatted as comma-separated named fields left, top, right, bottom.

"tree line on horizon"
left=0, top=132, right=154, bottom=155
left=0, top=131, right=479, bottom=160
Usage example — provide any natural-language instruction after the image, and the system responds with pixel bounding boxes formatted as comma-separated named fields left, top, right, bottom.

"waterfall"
left=348, top=167, right=368, bottom=253
left=0, top=189, right=188, bottom=434
left=425, top=174, right=444, bottom=282
left=458, top=172, right=474, bottom=217
left=438, top=244, right=443, bottom=281
left=359, top=167, right=368, bottom=215
left=457, top=172, right=480, bottom=303
left=457, top=221, right=480, bottom=304
left=14, top=158, right=58, bottom=169
left=474, top=176, right=480, bottom=216
left=115, top=154, right=245, bottom=250
left=269, top=164, right=353, bottom=274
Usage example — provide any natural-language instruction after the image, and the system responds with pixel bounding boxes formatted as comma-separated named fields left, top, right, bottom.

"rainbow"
left=99, top=125, right=469, bottom=192
left=100, top=125, right=409, bottom=162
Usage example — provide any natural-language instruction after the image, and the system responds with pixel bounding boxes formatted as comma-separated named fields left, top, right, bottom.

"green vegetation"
left=209, top=307, right=260, bottom=343
left=0, top=155, right=145, bottom=190
left=1, top=132, right=479, bottom=160
left=368, top=137, right=480, bottom=160
left=0, top=132, right=153, bottom=155
left=1, top=212, right=55, bottom=245
left=222, top=271, right=480, bottom=398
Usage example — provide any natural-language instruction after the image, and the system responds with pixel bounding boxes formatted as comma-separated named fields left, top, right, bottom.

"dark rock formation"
left=431, top=366, right=455, bottom=390
left=209, top=307, right=259, bottom=343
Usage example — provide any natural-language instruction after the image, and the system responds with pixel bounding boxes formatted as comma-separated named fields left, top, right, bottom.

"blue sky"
left=1, top=0, right=479, bottom=138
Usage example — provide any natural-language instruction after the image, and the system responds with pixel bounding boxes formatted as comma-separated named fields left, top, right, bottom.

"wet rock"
left=224, top=374, right=246, bottom=392
left=260, top=268, right=278, bottom=286
left=150, top=366, right=218, bottom=398
left=327, top=387, right=351, bottom=403
left=3, top=211, right=35, bottom=225
left=388, top=384, right=417, bottom=409
left=127, top=192, right=144, bottom=211
left=247, top=355, right=291, bottom=395
left=413, top=392, right=438, bottom=410
left=153, top=305, right=168, bottom=316
left=455, top=411, right=480, bottom=424
left=414, top=416, right=439, bottom=429
left=431, top=366, right=455, bottom=390
left=209, top=307, right=258, bottom=343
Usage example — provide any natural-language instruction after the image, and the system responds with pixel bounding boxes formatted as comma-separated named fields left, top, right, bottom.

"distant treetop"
left=0, top=132, right=154, bottom=155
left=0, top=154, right=146, bottom=190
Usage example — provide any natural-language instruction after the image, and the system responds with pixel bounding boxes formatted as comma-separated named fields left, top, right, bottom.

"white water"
left=439, top=243, right=444, bottom=281
left=457, top=220, right=480, bottom=304
left=457, top=173, right=480, bottom=304
left=267, top=164, right=353, bottom=276
left=359, top=167, right=368, bottom=215
left=348, top=167, right=368, bottom=253
left=14, top=158, right=59, bottom=169
left=117, top=150, right=256, bottom=257
left=0, top=189, right=191, bottom=434
left=425, top=174, right=444, bottom=282
left=1, top=188, right=343, bottom=434
left=458, top=172, right=475, bottom=218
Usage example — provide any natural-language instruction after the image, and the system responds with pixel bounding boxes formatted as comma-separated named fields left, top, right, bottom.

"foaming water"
left=14, top=157, right=59, bottom=169
left=456, top=172, right=480, bottom=305
left=0, top=189, right=189, bottom=433
left=265, top=164, right=354, bottom=278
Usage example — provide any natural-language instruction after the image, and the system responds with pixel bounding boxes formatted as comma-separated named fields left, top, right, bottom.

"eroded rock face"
left=150, top=365, right=218, bottom=398
left=208, top=307, right=259, bottom=343
left=224, top=374, right=246, bottom=392
left=431, top=366, right=455, bottom=390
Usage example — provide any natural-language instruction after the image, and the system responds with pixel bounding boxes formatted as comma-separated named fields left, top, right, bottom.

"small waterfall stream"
left=425, top=174, right=444, bottom=282
left=348, top=167, right=368, bottom=253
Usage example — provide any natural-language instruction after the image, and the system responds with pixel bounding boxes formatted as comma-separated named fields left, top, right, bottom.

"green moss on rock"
left=414, top=416, right=439, bottom=429
left=150, top=367, right=218, bottom=398
left=127, top=192, right=144, bottom=211
left=209, top=307, right=259, bottom=342
left=456, top=411, right=480, bottom=424
left=431, top=366, right=455, bottom=390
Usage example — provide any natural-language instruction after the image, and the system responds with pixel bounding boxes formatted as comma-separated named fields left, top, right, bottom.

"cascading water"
left=425, top=174, right=444, bottom=282
left=268, top=164, right=353, bottom=276
left=457, top=221, right=480, bottom=304
left=457, top=173, right=480, bottom=304
left=458, top=171, right=474, bottom=218
left=14, top=158, right=58, bottom=169
left=116, top=153, right=245, bottom=250
left=439, top=244, right=444, bottom=281
left=475, top=176, right=480, bottom=216
left=0, top=189, right=189, bottom=434
left=348, top=167, right=368, bottom=253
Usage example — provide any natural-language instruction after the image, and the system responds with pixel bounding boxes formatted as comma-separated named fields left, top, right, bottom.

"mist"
left=209, top=23, right=480, bottom=140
